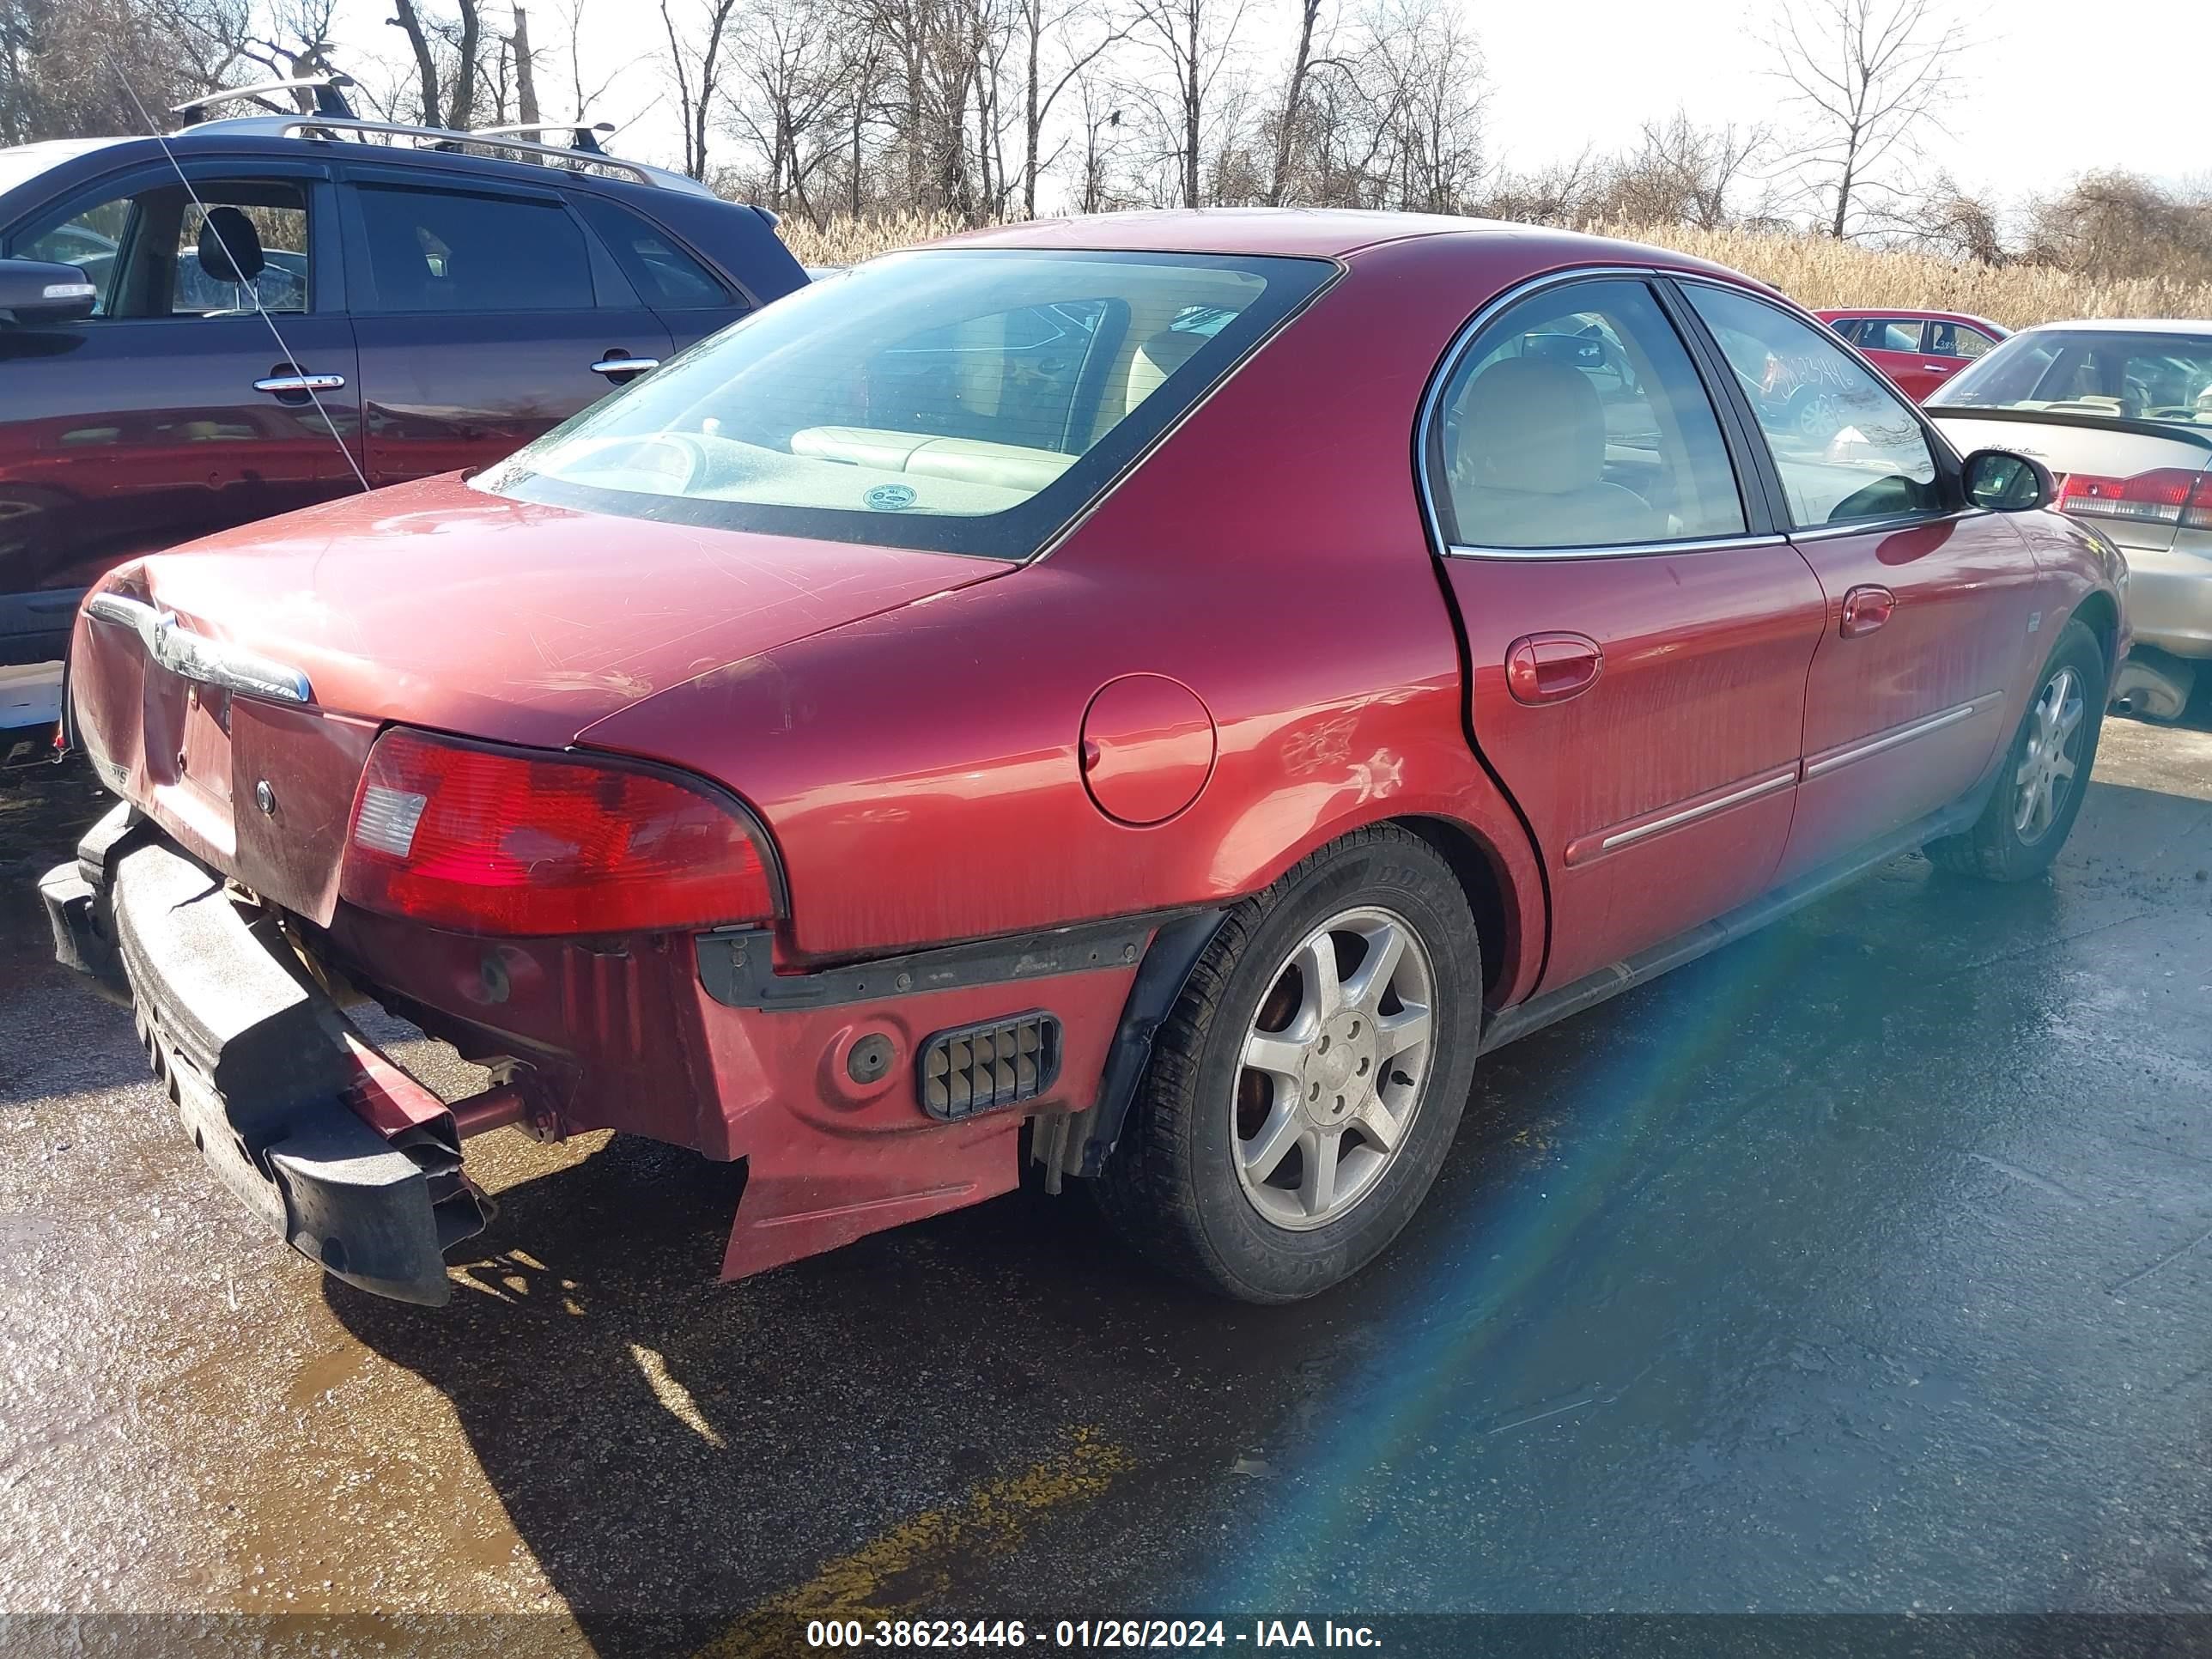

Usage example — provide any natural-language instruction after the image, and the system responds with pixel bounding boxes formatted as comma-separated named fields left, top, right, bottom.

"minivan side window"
left=1432, top=277, right=1747, bottom=550
left=353, top=185, right=593, bottom=313
left=569, top=196, right=733, bottom=310
left=1686, top=284, right=1941, bottom=531
left=9, top=179, right=311, bottom=318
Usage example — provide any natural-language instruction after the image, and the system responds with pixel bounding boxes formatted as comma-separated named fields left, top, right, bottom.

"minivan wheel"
left=1928, top=617, right=2106, bottom=882
left=1094, top=825, right=1482, bottom=1303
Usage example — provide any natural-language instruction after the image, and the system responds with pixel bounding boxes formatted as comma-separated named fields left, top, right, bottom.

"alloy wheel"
left=2014, top=665, right=2085, bottom=845
left=1232, top=905, right=1437, bottom=1231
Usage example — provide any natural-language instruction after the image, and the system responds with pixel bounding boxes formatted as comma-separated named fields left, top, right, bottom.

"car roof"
left=0, top=125, right=716, bottom=205
left=927, top=208, right=1759, bottom=281
left=1816, top=307, right=2007, bottom=328
left=2014, top=318, right=2212, bottom=335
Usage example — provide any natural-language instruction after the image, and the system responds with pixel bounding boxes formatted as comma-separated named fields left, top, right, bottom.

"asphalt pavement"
left=3, top=715, right=2211, bottom=1656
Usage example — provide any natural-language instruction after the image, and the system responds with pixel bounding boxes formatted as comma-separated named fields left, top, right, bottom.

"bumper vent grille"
left=919, top=1012, right=1061, bottom=1121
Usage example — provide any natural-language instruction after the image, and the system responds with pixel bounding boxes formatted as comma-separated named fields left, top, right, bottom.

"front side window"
left=1686, top=284, right=1941, bottom=530
left=1431, top=277, right=1746, bottom=550
left=354, top=185, right=593, bottom=313
left=481, top=248, right=1330, bottom=559
left=1853, top=318, right=1924, bottom=353
left=9, top=178, right=310, bottom=318
left=1929, top=328, right=2212, bottom=429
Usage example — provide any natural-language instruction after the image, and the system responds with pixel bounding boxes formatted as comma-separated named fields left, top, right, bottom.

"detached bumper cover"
left=42, top=807, right=489, bottom=1304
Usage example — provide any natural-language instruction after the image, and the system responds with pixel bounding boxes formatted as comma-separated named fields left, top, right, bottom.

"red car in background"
left=43, top=211, right=2124, bottom=1308
left=1818, top=308, right=2011, bottom=400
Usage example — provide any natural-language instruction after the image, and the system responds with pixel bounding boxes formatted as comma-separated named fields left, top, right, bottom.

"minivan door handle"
left=252, top=370, right=345, bottom=397
left=1840, top=585, right=1897, bottom=638
left=1506, top=633, right=1604, bottom=705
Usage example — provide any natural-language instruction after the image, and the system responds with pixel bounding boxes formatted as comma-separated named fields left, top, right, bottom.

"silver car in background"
left=1928, top=319, right=2212, bottom=719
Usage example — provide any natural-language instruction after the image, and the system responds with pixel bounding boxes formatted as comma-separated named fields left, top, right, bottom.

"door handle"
left=1506, top=633, right=1604, bottom=705
left=1839, top=585, right=1896, bottom=638
left=591, top=355, right=660, bottom=377
left=1922, top=361, right=1954, bottom=373
left=252, top=372, right=345, bottom=395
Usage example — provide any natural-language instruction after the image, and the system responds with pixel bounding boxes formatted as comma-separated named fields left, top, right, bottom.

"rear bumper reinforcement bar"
left=42, top=805, right=489, bottom=1304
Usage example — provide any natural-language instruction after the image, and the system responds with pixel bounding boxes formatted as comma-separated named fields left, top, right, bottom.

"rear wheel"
left=1928, top=618, right=2106, bottom=882
left=1094, top=826, right=1482, bottom=1302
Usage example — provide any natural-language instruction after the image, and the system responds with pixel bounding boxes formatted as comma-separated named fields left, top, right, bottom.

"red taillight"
left=2055, top=466, right=2212, bottom=531
left=339, top=727, right=776, bottom=936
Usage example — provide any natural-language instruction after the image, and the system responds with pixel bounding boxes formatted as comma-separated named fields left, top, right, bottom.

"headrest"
left=197, top=207, right=265, bottom=288
left=1455, top=355, right=1604, bottom=497
left=1123, top=326, right=1210, bottom=415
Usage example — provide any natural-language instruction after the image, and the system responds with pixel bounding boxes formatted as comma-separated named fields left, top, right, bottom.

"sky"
left=307, top=0, right=2211, bottom=213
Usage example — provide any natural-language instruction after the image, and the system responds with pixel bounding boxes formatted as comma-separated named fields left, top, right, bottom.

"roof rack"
left=471, top=119, right=616, bottom=156
left=173, top=74, right=357, bottom=121
left=169, top=112, right=713, bottom=197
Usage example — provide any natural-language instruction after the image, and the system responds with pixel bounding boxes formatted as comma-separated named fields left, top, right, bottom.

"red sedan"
left=1816, top=307, right=2011, bottom=400
left=43, top=212, right=2126, bottom=1305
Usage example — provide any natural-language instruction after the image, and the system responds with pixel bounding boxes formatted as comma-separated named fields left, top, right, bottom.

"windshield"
left=1928, top=327, right=2212, bottom=429
left=481, top=247, right=1332, bottom=560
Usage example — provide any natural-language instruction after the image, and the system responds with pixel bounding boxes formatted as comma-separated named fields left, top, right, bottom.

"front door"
left=1682, top=283, right=2045, bottom=885
left=0, top=161, right=362, bottom=602
left=1429, top=276, right=1829, bottom=993
left=338, top=173, right=674, bottom=484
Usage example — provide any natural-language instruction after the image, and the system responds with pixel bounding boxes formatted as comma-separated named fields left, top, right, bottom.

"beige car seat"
left=1449, top=356, right=1656, bottom=547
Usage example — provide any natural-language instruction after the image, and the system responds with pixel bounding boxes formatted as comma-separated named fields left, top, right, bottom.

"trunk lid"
left=1929, top=409, right=2212, bottom=554
left=70, top=472, right=1007, bottom=922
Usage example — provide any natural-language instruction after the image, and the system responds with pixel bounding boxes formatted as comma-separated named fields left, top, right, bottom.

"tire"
left=1927, top=617, right=2106, bottom=883
left=1093, top=825, right=1483, bottom=1303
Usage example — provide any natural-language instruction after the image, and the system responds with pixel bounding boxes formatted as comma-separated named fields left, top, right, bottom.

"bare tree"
left=1072, top=65, right=1123, bottom=211
left=725, top=0, right=856, bottom=221
left=1265, top=0, right=1329, bottom=204
left=1126, top=0, right=1249, bottom=206
left=1760, top=0, right=1964, bottom=238
left=1595, top=110, right=1769, bottom=228
left=659, top=0, right=739, bottom=179
left=1011, top=0, right=1121, bottom=218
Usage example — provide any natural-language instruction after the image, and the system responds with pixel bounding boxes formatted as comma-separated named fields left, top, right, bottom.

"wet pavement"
left=3, top=716, right=2211, bottom=1656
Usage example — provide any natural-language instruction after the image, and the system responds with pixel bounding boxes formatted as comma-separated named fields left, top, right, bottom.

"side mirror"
left=1962, top=447, right=2055, bottom=512
left=0, top=257, right=97, bottom=327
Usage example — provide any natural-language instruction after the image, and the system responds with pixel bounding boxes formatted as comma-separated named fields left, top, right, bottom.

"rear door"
left=1681, top=282, right=2045, bottom=885
left=338, top=169, right=674, bottom=483
left=0, top=158, right=361, bottom=605
left=1919, top=319, right=2000, bottom=398
left=1428, top=274, right=1828, bottom=994
left=1844, top=316, right=1942, bottom=398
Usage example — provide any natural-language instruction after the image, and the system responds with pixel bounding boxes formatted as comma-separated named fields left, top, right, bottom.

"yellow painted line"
left=697, top=1427, right=1133, bottom=1659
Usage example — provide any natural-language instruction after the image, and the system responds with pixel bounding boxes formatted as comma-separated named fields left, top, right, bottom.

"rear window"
left=480, top=248, right=1331, bottom=560
left=1929, top=329, right=2212, bottom=429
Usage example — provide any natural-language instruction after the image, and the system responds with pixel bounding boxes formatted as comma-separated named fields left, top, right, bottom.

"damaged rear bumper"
left=41, top=806, right=489, bottom=1304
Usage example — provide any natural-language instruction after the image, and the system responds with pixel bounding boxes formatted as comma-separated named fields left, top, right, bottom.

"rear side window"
left=1431, top=277, right=1746, bottom=550
left=1686, top=284, right=1940, bottom=530
left=570, top=196, right=732, bottom=309
left=1928, top=321, right=1996, bottom=360
left=353, top=185, right=592, bottom=313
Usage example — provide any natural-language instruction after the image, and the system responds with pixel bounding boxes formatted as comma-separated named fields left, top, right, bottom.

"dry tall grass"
left=778, top=211, right=2212, bottom=329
